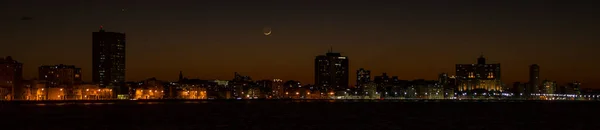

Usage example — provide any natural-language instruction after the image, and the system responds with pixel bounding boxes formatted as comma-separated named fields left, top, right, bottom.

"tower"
left=529, top=64, right=540, bottom=93
left=315, top=49, right=349, bottom=91
left=92, top=26, right=126, bottom=88
left=178, top=71, right=183, bottom=82
left=477, top=55, right=486, bottom=65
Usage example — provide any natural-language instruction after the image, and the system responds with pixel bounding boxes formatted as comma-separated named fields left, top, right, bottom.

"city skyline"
left=0, top=50, right=591, bottom=88
left=1, top=0, right=599, bottom=88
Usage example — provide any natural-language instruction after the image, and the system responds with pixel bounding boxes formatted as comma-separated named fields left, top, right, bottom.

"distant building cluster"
left=0, top=28, right=599, bottom=101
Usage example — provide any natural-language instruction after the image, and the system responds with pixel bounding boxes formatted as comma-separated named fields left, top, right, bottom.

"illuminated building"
left=178, top=87, right=207, bottom=99
left=36, top=63, right=81, bottom=99
left=529, top=64, right=540, bottom=93
left=356, top=68, right=371, bottom=87
left=541, top=80, right=556, bottom=95
left=92, top=27, right=126, bottom=88
left=455, top=55, right=502, bottom=92
left=362, top=82, right=378, bottom=99
left=77, top=84, right=113, bottom=100
left=22, top=82, right=111, bottom=100
left=214, top=80, right=229, bottom=86
left=133, top=78, right=166, bottom=99
left=178, top=75, right=215, bottom=99
left=38, top=64, right=82, bottom=87
left=0, top=56, right=23, bottom=100
left=315, top=49, right=349, bottom=91
left=412, top=79, right=443, bottom=99
left=271, top=79, right=284, bottom=98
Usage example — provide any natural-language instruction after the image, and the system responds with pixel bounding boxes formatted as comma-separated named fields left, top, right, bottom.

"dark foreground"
left=1, top=100, right=599, bottom=130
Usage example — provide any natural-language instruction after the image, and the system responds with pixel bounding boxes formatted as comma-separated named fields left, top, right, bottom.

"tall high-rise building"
left=92, top=27, right=126, bottom=87
left=356, top=68, right=371, bottom=87
left=0, top=56, right=23, bottom=100
left=39, top=64, right=82, bottom=87
left=272, top=79, right=284, bottom=98
left=455, top=55, right=502, bottom=92
left=315, top=49, right=349, bottom=91
left=529, top=64, right=540, bottom=93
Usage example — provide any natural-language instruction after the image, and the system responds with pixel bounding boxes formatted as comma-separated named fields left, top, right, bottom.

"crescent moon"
left=264, top=29, right=271, bottom=36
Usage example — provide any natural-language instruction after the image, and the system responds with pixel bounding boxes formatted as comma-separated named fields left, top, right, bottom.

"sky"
left=1, top=0, right=599, bottom=88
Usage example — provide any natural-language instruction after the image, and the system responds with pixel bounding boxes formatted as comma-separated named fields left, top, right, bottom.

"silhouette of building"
left=356, top=68, right=371, bottom=87
left=373, top=73, right=390, bottom=84
left=529, top=64, right=540, bottom=93
left=314, top=49, right=349, bottom=91
left=455, top=55, right=502, bottom=92
left=438, top=73, right=458, bottom=93
left=92, top=27, right=126, bottom=88
left=512, top=82, right=526, bottom=98
left=568, top=81, right=581, bottom=95
left=178, top=71, right=183, bottom=83
left=0, top=56, right=23, bottom=100
left=38, top=64, right=82, bottom=87
left=438, top=73, right=449, bottom=85
left=233, top=72, right=252, bottom=82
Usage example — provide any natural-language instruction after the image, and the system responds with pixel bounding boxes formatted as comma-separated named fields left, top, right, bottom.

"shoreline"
left=1, top=99, right=599, bottom=105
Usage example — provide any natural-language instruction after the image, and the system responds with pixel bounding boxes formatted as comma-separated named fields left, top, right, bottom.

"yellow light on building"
left=86, top=89, right=89, bottom=91
left=60, top=88, right=63, bottom=91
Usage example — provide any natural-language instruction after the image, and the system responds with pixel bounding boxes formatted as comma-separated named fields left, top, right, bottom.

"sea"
left=1, top=100, right=598, bottom=130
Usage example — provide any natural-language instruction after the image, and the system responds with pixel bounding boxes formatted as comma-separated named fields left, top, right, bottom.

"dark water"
left=1, top=100, right=599, bottom=130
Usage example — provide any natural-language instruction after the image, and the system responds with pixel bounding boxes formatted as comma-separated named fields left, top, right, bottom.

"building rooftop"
left=0, top=56, right=20, bottom=64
